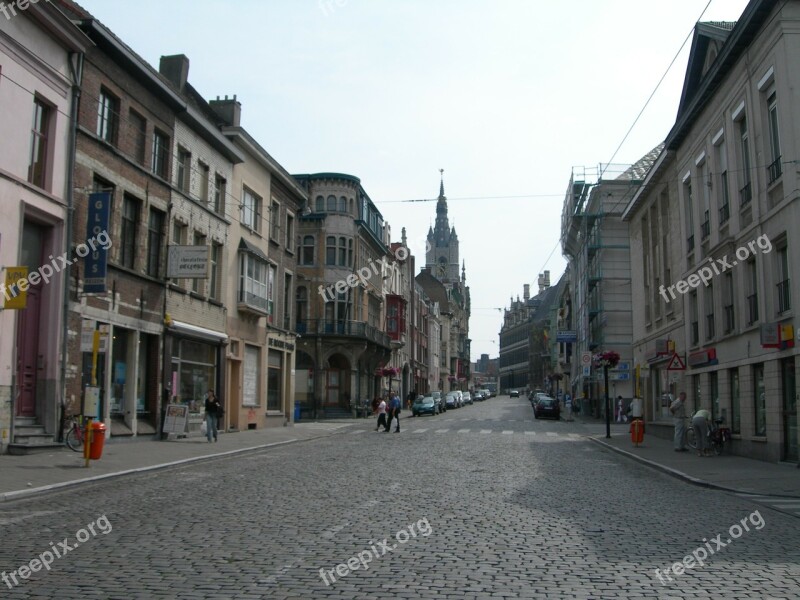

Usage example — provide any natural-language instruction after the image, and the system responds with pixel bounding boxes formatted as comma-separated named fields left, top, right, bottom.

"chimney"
left=544, top=270, right=551, bottom=287
left=209, top=94, right=242, bottom=127
left=159, top=54, right=190, bottom=92
left=523, top=284, right=530, bottom=301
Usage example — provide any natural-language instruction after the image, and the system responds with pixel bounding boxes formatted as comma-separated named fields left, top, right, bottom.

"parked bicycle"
left=63, top=414, right=86, bottom=452
left=686, top=418, right=731, bottom=455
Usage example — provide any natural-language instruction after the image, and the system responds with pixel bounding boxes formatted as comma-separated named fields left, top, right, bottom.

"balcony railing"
left=295, top=319, right=391, bottom=348
left=746, top=293, right=759, bottom=325
left=740, top=182, right=752, bottom=207
left=767, top=155, right=782, bottom=185
left=777, top=279, right=791, bottom=314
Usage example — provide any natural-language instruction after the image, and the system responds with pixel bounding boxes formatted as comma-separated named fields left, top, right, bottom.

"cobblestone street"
left=2, top=396, right=800, bottom=599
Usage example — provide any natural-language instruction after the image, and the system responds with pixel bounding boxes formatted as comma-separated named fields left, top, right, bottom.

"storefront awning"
left=170, top=319, right=228, bottom=343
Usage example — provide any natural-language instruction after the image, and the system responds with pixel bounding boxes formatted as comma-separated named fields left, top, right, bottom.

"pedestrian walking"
left=204, top=390, right=222, bottom=443
left=669, top=392, right=688, bottom=451
left=386, top=393, right=402, bottom=432
left=692, top=408, right=712, bottom=457
left=376, top=397, right=388, bottom=432
left=564, top=393, right=573, bottom=421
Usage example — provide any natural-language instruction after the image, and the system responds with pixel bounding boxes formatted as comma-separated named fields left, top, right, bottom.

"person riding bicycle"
left=692, top=407, right=712, bottom=457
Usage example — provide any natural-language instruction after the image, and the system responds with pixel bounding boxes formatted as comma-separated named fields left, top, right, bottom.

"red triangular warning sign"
left=666, top=352, right=686, bottom=371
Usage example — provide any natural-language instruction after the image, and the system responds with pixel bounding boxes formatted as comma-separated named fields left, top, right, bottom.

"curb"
left=589, top=437, right=758, bottom=495
left=1, top=436, right=312, bottom=503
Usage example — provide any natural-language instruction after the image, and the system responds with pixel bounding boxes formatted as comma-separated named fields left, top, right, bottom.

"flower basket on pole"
left=593, top=351, right=620, bottom=438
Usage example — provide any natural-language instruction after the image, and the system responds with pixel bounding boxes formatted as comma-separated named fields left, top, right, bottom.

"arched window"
left=300, top=235, right=315, bottom=265
left=315, top=195, right=324, bottom=212
left=338, top=196, right=347, bottom=212
left=326, top=195, right=336, bottom=211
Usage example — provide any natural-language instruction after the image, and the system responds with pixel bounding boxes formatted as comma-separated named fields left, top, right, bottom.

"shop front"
left=166, top=321, right=227, bottom=436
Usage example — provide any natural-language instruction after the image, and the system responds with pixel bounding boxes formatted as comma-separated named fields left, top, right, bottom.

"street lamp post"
left=593, top=350, right=620, bottom=439
left=604, top=364, right=610, bottom=439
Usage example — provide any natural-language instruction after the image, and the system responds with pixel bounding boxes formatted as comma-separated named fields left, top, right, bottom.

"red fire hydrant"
left=630, top=419, right=644, bottom=447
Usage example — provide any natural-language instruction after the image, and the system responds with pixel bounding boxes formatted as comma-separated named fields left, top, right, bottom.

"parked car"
left=532, top=392, right=550, bottom=406
left=473, top=391, right=485, bottom=401
left=412, top=396, right=437, bottom=417
left=509, top=390, right=520, bottom=398
left=534, top=397, right=561, bottom=420
left=481, top=389, right=492, bottom=400
left=462, top=392, right=473, bottom=405
left=445, top=392, right=459, bottom=409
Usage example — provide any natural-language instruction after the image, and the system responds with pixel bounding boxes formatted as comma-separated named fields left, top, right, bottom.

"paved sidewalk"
left=0, top=420, right=358, bottom=502
left=591, top=429, right=800, bottom=497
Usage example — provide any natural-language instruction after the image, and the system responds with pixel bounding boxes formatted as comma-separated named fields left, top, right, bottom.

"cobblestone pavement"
left=2, top=396, right=800, bottom=599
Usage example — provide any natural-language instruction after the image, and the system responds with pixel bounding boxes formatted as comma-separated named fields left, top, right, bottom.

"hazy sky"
left=77, top=0, right=751, bottom=361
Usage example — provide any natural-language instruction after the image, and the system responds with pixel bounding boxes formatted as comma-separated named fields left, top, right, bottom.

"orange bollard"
left=630, top=419, right=644, bottom=447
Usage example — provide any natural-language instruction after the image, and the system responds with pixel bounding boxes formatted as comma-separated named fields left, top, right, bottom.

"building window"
left=767, top=92, right=782, bottom=184
left=700, top=161, right=710, bottom=240
left=267, top=350, right=283, bottom=411
left=326, top=236, right=336, bottom=265
left=176, top=147, right=191, bottom=193
left=683, top=179, right=694, bottom=253
left=28, top=98, right=51, bottom=188
left=121, top=195, right=140, bottom=269
left=239, top=252, right=270, bottom=313
left=209, top=243, right=221, bottom=300
left=716, top=139, right=730, bottom=224
left=129, top=110, right=147, bottom=165
left=746, top=259, right=758, bottom=325
left=338, top=196, right=347, bottom=212
left=753, top=363, right=766, bottom=436
left=213, top=175, right=226, bottom=215
left=241, top=187, right=262, bottom=232
left=271, top=200, right=281, bottom=240
left=326, top=195, right=336, bottom=211
left=147, top=208, right=165, bottom=278
left=285, top=213, right=294, bottom=250
left=776, top=245, right=790, bottom=314
left=283, top=272, right=292, bottom=330
left=172, top=221, right=187, bottom=287
left=738, top=116, right=752, bottom=207
left=723, top=272, right=735, bottom=333
left=689, top=291, right=699, bottom=346
left=198, top=162, right=210, bottom=204
left=192, top=232, right=206, bottom=294
left=96, top=88, right=119, bottom=144
left=300, top=235, right=314, bottom=265
left=151, top=130, right=169, bottom=179
left=296, top=286, right=308, bottom=328
left=243, top=345, right=260, bottom=407
left=705, top=282, right=714, bottom=340
left=729, top=368, right=740, bottom=434
left=315, top=195, right=324, bottom=212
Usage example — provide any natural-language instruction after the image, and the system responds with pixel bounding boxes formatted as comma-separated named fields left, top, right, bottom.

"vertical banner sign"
left=84, top=192, right=111, bottom=293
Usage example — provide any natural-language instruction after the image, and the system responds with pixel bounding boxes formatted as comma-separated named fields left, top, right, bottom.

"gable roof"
left=677, top=21, right=737, bottom=116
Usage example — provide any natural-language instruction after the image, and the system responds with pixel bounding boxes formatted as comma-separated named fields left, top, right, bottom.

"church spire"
left=439, top=168, right=445, bottom=198
left=433, top=168, right=450, bottom=246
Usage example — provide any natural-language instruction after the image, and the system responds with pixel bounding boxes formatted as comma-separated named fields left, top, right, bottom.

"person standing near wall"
left=670, top=392, right=688, bottom=451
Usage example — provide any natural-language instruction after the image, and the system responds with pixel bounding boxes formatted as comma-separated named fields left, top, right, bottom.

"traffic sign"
left=581, top=352, right=592, bottom=366
left=666, top=352, right=686, bottom=371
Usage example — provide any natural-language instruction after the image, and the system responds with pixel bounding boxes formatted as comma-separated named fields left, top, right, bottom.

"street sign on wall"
left=167, top=245, right=209, bottom=278
left=84, top=192, right=110, bottom=293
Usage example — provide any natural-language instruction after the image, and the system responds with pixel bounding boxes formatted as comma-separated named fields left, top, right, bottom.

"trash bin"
left=88, top=421, right=107, bottom=460
left=294, top=404, right=301, bottom=422
left=630, top=419, right=644, bottom=447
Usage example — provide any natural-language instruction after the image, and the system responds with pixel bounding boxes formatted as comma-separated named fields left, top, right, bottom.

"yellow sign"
left=3, top=267, right=28, bottom=309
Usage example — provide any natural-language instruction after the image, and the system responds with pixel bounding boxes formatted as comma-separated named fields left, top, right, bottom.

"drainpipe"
left=58, top=51, right=84, bottom=442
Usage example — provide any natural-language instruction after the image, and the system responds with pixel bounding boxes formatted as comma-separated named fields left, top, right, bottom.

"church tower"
left=426, top=170, right=460, bottom=283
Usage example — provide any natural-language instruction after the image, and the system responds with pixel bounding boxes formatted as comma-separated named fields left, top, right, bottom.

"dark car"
left=509, top=390, right=520, bottom=398
left=534, top=397, right=560, bottom=420
left=474, top=391, right=485, bottom=401
left=412, top=396, right=437, bottom=417
left=445, top=393, right=459, bottom=409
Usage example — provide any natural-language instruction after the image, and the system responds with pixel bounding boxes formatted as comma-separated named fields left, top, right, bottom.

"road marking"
left=546, top=432, right=558, bottom=437
left=457, top=429, right=471, bottom=433
left=435, top=429, right=450, bottom=433
left=480, top=429, right=492, bottom=434
left=502, top=430, right=514, bottom=435
left=569, top=433, right=582, bottom=438
left=524, top=431, right=536, bottom=435
left=351, top=430, right=366, bottom=434
left=413, top=429, right=428, bottom=434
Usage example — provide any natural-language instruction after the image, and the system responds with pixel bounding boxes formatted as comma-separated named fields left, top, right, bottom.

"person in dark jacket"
left=204, top=390, right=222, bottom=443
